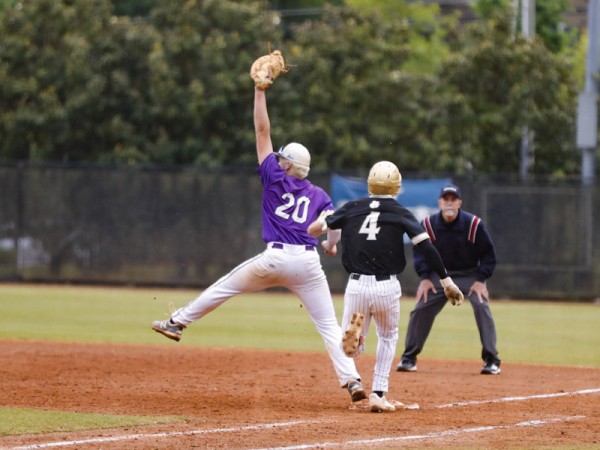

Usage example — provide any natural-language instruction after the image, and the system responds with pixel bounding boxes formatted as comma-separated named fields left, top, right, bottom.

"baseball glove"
left=250, top=50, right=288, bottom=90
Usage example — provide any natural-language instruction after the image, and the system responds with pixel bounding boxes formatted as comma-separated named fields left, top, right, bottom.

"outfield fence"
left=0, top=163, right=598, bottom=300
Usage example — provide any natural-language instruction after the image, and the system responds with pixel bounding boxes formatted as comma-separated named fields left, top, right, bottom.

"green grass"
left=416, top=298, right=600, bottom=367
left=0, top=285, right=600, bottom=367
left=1, top=284, right=330, bottom=349
left=1, top=283, right=599, bottom=439
left=0, top=408, right=182, bottom=436
left=1, top=284, right=599, bottom=366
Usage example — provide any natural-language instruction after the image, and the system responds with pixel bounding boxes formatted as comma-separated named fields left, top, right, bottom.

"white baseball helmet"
left=367, top=161, right=402, bottom=196
left=277, top=143, right=311, bottom=179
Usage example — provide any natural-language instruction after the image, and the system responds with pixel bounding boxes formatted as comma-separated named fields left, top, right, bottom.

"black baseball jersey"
left=326, top=196, right=426, bottom=275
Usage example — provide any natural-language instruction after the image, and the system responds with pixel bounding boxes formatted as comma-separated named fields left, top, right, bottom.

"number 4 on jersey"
left=359, top=212, right=381, bottom=240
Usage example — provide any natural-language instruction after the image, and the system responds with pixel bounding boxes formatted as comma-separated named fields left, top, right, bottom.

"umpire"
left=396, top=184, right=501, bottom=375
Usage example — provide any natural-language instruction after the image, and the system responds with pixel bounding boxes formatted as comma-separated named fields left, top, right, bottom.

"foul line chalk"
left=250, top=416, right=585, bottom=450
left=11, top=420, right=318, bottom=450
left=436, top=387, right=600, bottom=409
left=9, top=387, right=599, bottom=449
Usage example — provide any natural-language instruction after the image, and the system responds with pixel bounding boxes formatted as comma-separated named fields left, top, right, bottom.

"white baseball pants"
left=171, top=242, right=361, bottom=387
left=341, top=274, right=402, bottom=394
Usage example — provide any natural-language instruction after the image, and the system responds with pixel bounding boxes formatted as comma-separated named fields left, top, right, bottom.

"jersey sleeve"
left=414, top=239, right=448, bottom=280
left=412, top=219, right=432, bottom=279
left=474, top=221, right=497, bottom=281
left=257, top=153, right=284, bottom=187
left=325, top=202, right=351, bottom=230
left=400, top=208, right=429, bottom=240
left=316, top=187, right=335, bottom=213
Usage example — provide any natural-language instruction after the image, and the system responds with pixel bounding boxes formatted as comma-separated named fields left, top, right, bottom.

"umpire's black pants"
left=400, top=272, right=500, bottom=366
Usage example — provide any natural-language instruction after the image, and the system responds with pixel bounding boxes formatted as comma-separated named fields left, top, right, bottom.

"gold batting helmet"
left=367, top=161, right=402, bottom=196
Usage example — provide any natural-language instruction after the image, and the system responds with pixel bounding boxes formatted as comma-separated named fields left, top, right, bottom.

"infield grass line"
left=7, top=388, right=598, bottom=450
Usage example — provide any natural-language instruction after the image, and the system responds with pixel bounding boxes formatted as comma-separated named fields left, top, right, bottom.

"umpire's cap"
left=439, top=184, right=461, bottom=199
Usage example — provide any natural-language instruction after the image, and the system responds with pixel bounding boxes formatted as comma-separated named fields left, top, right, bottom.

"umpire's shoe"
left=152, top=319, right=186, bottom=342
left=396, top=360, right=417, bottom=372
left=346, top=379, right=367, bottom=402
left=481, top=362, right=501, bottom=375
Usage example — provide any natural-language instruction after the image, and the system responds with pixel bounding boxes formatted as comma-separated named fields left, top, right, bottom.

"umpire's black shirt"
left=413, top=209, right=496, bottom=282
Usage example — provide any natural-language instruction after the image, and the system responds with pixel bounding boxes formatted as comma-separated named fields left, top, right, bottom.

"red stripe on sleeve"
left=469, top=216, right=480, bottom=243
left=424, top=216, right=436, bottom=243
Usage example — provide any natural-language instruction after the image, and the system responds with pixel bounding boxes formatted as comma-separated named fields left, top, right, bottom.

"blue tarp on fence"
left=331, top=174, right=452, bottom=241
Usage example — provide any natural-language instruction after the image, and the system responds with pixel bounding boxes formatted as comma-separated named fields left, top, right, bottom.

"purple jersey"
left=258, top=153, right=333, bottom=246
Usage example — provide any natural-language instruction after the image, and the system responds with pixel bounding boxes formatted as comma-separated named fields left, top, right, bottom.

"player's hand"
left=416, top=279, right=436, bottom=304
left=469, top=281, right=489, bottom=303
left=321, top=240, right=337, bottom=256
left=440, top=277, right=464, bottom=306
left=317, top=209, right=334, bottom=222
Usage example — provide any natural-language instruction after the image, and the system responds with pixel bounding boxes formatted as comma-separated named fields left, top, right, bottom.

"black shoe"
left=481, top=362, right=501, bottom=375
left=396, top=360, right=417, bottom=372
left=346, top=379, right=367, bottom=402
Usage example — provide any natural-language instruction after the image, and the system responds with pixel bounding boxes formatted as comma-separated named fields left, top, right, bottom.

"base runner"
left=308, top=161, right=463, bottom=412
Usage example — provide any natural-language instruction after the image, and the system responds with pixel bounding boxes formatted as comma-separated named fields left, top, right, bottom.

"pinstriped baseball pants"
left=341, top=275, right=402, bottom=394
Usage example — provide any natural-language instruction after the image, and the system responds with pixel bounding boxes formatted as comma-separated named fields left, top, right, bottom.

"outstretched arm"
left=254, top=87, right=273, bottom=164
left=307, top=210, right=334, bottom=237
left=307, top=210, right=339, bottom=256
left=321, top=229, right=341, bottom=256
left=414, top=239, right=448, bottom=281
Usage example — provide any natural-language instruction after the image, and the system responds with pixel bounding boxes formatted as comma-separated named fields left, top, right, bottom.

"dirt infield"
left=1, top=340, right=599, bottom=449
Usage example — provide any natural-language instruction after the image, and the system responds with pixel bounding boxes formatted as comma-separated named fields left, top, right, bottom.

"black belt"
left=271, top=242, right=315, bottom=251
left=351, top=273, right=392, bottom=281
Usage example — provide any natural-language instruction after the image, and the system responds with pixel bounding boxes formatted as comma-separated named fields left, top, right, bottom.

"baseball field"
left=1, top=283, right=599, bottom=449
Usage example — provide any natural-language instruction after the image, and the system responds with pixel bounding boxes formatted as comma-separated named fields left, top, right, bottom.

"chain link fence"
left=1, top=163, right=598, bottom=300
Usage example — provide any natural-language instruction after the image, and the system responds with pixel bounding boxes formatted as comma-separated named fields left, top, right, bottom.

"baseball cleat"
left=481, top=363, right=501, bottom=375
left=342, top=312, right=364, bottom=357
left=346, top=379, right=367, bottom=402
left=368, top=393, right=396, bottom=413
left=152, top=319, right=186, bottom=342
left=396, top=360, right=417, bottom=372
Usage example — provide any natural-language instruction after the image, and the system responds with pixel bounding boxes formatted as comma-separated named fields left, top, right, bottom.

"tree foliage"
left=0, top=0, right=115, bottom=161
left=0, top=0, right=583, bottom=176
left=439, top=11, right=578, bottom=175
left=112, top=0, right=156, bottom=17
left=273, top=5, right=430, bottom=171
left=141, top=0, right=282, bottom=166
left=475, top=0, right=579, bottom=54
left=345, top=0, right=453, bottom=74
